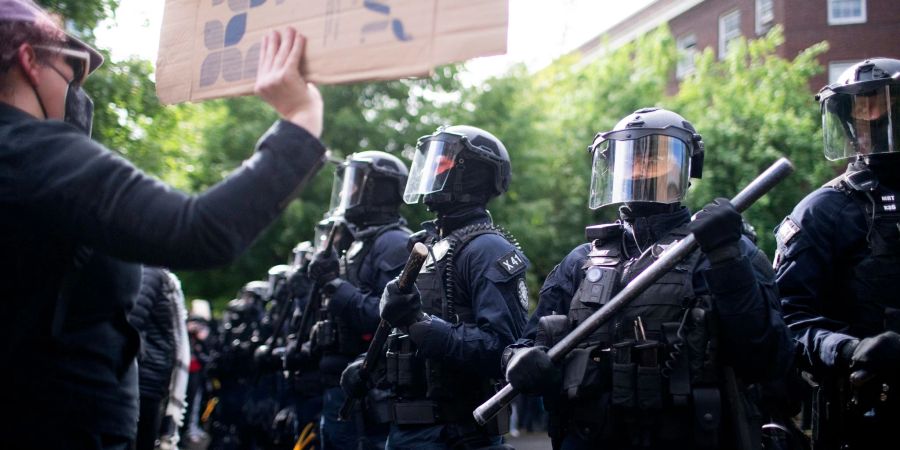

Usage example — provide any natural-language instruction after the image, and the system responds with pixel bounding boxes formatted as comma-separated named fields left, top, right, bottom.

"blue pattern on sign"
left=224, top=13, right=247, bottom=47
left=199, top=0, right=416, bottom=88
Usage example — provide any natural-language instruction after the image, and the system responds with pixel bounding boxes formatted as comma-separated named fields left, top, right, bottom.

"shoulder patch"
left=776, top=217, right=801, bottom=247
left=498, top=250, right=527, bottom=275
left=517, top=278, right=529, bottom=310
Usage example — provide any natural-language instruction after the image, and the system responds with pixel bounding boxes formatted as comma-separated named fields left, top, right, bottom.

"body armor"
left=385, top=223, right=520, bottom=432
left=553, top=223, right=730, bottom=448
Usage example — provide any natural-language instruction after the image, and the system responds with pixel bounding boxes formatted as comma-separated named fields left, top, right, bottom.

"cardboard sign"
left=156, top=0, right=508, bottom=104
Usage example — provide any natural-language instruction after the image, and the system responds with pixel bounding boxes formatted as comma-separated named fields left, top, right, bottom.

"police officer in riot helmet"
left=775, top=57, right=900, bottom=449
left=306, top=151, right=412, bottom=449
left=369, top=125, right=529, bottom=449
left=504, top=108, right=792, bottom=449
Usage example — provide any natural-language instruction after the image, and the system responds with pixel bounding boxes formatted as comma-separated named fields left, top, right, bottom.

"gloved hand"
left=283, top=339, right=314, bottom=371
left=340, top=359, right=369, bottom=399
left=253, top=344, right=286, bottom=372
left=842, top=331, right=900, bottom=385
left=308, top=250, right=340, bottom=284
left=505, top=346, right=560, bottom=395
left=690, top=198, right=743, bottom=258
left=379, top=279, right=423, bottom=328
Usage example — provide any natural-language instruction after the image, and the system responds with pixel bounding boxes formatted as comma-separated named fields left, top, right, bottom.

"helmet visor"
left=403, top=135, right=464, bottom=204
left=329, top=163, right=368, bottom=216
left=589, top=135, right=691, bottom=209
left=823, top=85, right=899, bottom=160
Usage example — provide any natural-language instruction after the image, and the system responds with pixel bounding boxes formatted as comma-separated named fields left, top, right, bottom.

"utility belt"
left=384, top=330, right=509, bottom=433
left=390, top=397, right=509, bottom=436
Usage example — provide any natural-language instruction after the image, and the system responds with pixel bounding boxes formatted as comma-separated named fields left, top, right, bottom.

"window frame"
left=676, top=33, right=698, bottom=79
left=827, top=0, right=867, bottom=26
left=718, top=9, right=742, bottom=59
left=755, top=0, right=775, bottom=35
left=828, top=60, right=857, bottom=84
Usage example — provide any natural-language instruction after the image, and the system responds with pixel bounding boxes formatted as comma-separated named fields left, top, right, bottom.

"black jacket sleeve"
left=10, top=120, right=326, bottom=269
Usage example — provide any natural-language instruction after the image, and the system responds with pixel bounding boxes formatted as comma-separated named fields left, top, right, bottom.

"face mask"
left=62, top=82, right=94, bottom=136
left=30, top=46, right=94, bottom=136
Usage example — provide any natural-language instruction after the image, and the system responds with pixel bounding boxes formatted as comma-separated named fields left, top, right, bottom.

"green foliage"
left=671, top=26, right=833, bottom=253
left=38, top=0, right=118, bottom=33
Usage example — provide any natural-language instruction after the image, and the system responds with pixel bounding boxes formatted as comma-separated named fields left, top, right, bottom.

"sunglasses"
left=33, top=45, right=90, bottom=86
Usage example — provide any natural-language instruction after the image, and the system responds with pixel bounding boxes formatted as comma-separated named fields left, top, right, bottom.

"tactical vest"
left=312, top=222, right=410, bottom=359
left=830, top=167, right=900, bottom=335
left=385, top=222, right=519, bottom=433
left=554, top=223, right=727, bottom=447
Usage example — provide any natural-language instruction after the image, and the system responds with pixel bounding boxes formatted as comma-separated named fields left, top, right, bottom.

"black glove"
left=308, top=250, right=340, bottom=284
left=379, top=279, right=422, bottom=328
left=505, top=346, right=560, bottom=395
left=844, top=331, right=900, bottom=385
left=283, top=339, right=314, bottom=371
left=253, top=344, right=285, bottom=372
left=690, top=198, right=743, bottom=257
left=340, top=359, right=369, bottom=399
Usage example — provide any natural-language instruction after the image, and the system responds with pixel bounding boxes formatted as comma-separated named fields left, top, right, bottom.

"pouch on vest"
left=612, top=340, right=637, bottom=408
left=535, top=314, right=570, bottom=347
left=562, top=345, right=609, bottom=400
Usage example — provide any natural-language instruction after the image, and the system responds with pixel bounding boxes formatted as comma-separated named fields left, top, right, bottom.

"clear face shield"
left=403, top=133, right=465, bottom=204
left=589, top=134, right=691, bottom=209
left=329, top=162, right=369, bottom=217
left=822, top=85, right=900, bottom=160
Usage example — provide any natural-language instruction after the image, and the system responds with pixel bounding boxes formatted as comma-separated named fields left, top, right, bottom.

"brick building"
left=575, top=0, right=900, bottom=92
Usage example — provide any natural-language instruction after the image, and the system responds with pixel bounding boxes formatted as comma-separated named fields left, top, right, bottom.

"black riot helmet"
left=817, top=58, right=900, bottom=161
left=587, top=107, right=704, bottom=209
left=241, top=280, right=270, bottom=303
left=290, top=241, right=314, bottom=271
left=329, top=151, right=408, bottom=225
left=404, top=125, right=511, bottom=210
left=266, top=264, right=293, bottom=301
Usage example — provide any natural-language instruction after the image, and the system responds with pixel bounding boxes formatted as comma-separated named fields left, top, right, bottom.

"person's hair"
left=0, top=20, right=66, bottom=80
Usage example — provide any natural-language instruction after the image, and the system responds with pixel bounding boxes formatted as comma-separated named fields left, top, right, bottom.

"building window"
left=756, top=0, right=774, bottom=35
left=828, top=0, right=866, bottom=25
left=829, top=61, right=856, bottom=84
left=718, top=10, right=741, bottom=59
left=676, top=34, right=697, bottom=79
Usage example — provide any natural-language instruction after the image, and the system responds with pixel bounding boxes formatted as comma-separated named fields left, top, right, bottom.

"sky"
left=94, top=0, right=655, bottom=80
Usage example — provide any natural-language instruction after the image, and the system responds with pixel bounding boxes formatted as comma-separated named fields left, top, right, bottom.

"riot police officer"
left=504, top=108, right=793, bottom=449
left=307, top=151, right=412, bottom=449
left=775, top=58, right=900, bottom=449
left=207, top=281, right=270, bottom=449
left=371, top=125, right=530, bottom=449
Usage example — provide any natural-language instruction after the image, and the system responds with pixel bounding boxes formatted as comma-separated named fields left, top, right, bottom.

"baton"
left=473, top=157, right=795, bottom=425
left=295, top=225, right=340, bottom=346
left=338, top=242, right=430, bottom=420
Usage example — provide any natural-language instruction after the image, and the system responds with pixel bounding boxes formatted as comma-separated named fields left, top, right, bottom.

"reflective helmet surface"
left=817, top=58, right=900, bottom=160
left=403, top=125, right=511, bottom=208
left=241, top=280, right=270, bottom=303
left=266, top=264, right=293, bottom=300
left=328, top=151, right=408, bottom=225
left=588, top=107, right=704, bottom=209
left=291, top=241, right=314, bottom=270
